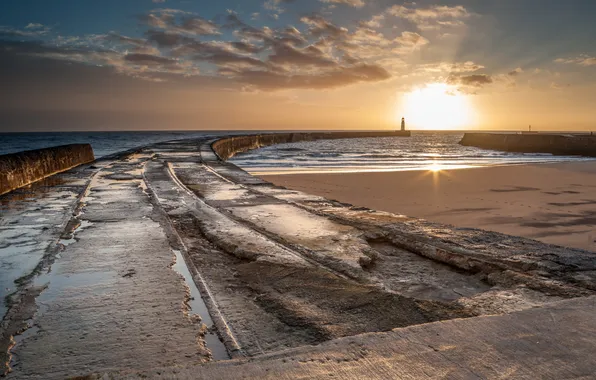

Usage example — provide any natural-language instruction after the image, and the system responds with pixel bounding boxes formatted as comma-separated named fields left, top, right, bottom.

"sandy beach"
left=261, top=161, right=596, bottom=252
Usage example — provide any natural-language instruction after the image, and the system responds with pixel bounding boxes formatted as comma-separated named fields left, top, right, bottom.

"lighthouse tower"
left=401, top=117, right=406, bottom=131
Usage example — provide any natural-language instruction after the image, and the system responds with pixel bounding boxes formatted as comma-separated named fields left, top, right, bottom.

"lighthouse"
left=401, top=117, right=406, bottom=131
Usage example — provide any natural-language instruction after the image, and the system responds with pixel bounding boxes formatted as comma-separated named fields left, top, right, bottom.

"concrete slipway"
left=1, top=134, right=595, bottom=379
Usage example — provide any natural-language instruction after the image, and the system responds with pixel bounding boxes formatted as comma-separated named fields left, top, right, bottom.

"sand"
left=261, top=161, right=596, bottom=252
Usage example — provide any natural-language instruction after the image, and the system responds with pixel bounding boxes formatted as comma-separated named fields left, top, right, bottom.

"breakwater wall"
left=0, top=144, right=95, bottom=196
left=460, top=133, right=596, bottom=156
left=212, top=131, right=411, bottom=160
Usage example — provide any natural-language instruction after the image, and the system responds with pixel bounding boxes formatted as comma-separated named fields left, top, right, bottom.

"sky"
left=1, top=0, right=595, bottom=132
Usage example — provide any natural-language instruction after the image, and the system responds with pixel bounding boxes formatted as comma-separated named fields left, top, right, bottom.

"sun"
left=399, top=83, right=476, bottom=130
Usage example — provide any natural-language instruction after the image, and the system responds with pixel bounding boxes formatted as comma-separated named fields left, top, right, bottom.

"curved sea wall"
left=212, top=131, right=411, bottom=160
left=460, top=133, right=596, bottom=156
left=0, top=144, right=95, bottom=196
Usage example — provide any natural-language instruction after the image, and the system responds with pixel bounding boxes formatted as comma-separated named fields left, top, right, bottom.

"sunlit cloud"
left=555, top=55, right=596, bottom=67
left=320, top=0, right=365, bottom=8
left=386, top=4, right=470, bottom=30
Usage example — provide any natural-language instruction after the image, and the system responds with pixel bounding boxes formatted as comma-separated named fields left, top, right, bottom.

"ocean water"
left=231, top=132, right=596, bottom=174
left=0, top=131, right=221, bottom=158
left=2, top=131, right=595, bottom=172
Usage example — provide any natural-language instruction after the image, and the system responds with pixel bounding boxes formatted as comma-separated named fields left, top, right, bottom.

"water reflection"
left=232, top=132, right=596, bottom=175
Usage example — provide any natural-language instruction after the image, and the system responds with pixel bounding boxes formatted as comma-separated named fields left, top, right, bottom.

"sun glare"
left=427, top=162, right=444, bottom=172
left=400, top=83, right=476, bottom=130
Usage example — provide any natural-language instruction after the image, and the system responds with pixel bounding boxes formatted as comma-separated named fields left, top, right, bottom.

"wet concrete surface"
left=1, top=135, right=596, bottom=378
left=0, top=172, right=91, bottom=320
left=171, top=249, right=229, bottom=360
left=1, top=152, right=216, bottom=377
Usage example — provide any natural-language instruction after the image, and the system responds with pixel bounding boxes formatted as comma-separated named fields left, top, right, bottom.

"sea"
left=1, top=131, right=594, bottom=172
left=230, top=131, right=596, bottom=174
left=0, top=131, right=220, bottom=158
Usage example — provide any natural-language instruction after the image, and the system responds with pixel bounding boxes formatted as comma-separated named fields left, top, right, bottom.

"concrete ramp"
left=111, top=296, right=596, bottom=379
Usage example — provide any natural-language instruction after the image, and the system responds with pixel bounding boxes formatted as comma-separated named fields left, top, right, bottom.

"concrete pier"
left=212, top=130, right=411, bottom=160
left=1, top=132, right=595, bottom=379
left=460, top=132, right=596, bottom=156
left=0, top=144, right=95, bottom=196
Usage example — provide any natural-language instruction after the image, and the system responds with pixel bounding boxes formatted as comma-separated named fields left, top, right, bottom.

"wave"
left=232, top=132, right=596, bottom=172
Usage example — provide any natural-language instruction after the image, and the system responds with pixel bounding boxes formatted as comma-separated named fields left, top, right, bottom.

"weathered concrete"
left=460, top=132, right=596, bottom=156
left=0, top=144, right=95, bottom=196
left=2, top=132, right=596, bottom=379
left=1, top=153, right=213, bottom=378
left=110, top=295, right=596, bottom=379
left=0, top=164, right=98, bottom=374
left=212, top=131, right=411, bottom=160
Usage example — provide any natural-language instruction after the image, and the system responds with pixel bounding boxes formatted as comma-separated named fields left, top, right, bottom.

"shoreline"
left=260, top=160, right=596, bottom=252
left=246, top=158, right=596, bottom=176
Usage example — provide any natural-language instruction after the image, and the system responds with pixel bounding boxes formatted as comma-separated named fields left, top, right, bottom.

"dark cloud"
left=268, top=43, right=337, bottom=68
left=206, top=52, right=268, bottom=69
left=277, top=27, right=307, bottom=46
left=140, top=9, right=220, bottom=36
left=124, top=53, right=177, bottom=66
left=1, top=10, right=404, bottom=91
left=446, top=73, right=493, bottom=94
left=145, top=30, right=193, bottom=47
left=234, top=63, right=390, bottom=90
left=179, top=17, right=219, bottom=35
left=448, top=73, right=493, bottom=86
left=300, top=14, right=348, bottom=37
left=105, top=32, right=146, bottom=47
left=231, top=41, right=264, bottom=54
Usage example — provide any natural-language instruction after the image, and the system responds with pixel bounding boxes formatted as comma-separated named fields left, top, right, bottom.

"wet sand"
left=261, top=161, right=596, bottom=252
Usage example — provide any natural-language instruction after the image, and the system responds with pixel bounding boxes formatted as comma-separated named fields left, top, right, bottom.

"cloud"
left=140, top=9, right=220, bottom=36
left=300, top=14, right=348, bottom=37
left=448, top=73, right=492, bottom=88
left=394, top=31, right=429, bottom=49
left=231, top=41, right=264, bottom=54
left=269, top=43, right=337, bottom=68
left=263, top=0, right=295, bottom=18
left=508, top=67, right=523, bottom=76
left=233, top=63, right=390, bottom=90
left=25, top=23, right=45, bottom=30
left=146, top=30, right=193, bottom=47
left=0, top=24, right=51, bottom=37
left=320, top=0, right=365, bottom=8
left=555, top=55, right=596, bottom=67
left=386, top=4, right=470, bottom=30
left=124, top=53, right=177, bottom=66
left=0, top=9, right=470, bottom=92
left=360, top=14, right=385, bottom=28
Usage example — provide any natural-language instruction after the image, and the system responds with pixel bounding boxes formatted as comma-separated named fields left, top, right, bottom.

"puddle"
left=8, top=321, right=41, bottom=370
left=58, top=220, right=94, bottom=247
left=0, top=241, right=47, bottom=319
left=171, top=249, right=230, bottom=360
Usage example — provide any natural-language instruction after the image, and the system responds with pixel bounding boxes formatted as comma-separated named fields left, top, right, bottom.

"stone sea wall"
left=211, top=131, right=411, bottom=160
left=460, top=133, right=596, bottom=156
left=0, top=144, right=95, bottom=195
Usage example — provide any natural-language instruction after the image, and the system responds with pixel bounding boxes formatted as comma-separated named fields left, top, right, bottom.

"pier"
left=460, top=132, right=596, bottom=156
left=1, top=132, right=595, bottom=379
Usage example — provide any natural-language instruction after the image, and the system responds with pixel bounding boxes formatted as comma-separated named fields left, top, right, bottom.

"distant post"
left=401, top=117, right=406, bottom=131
